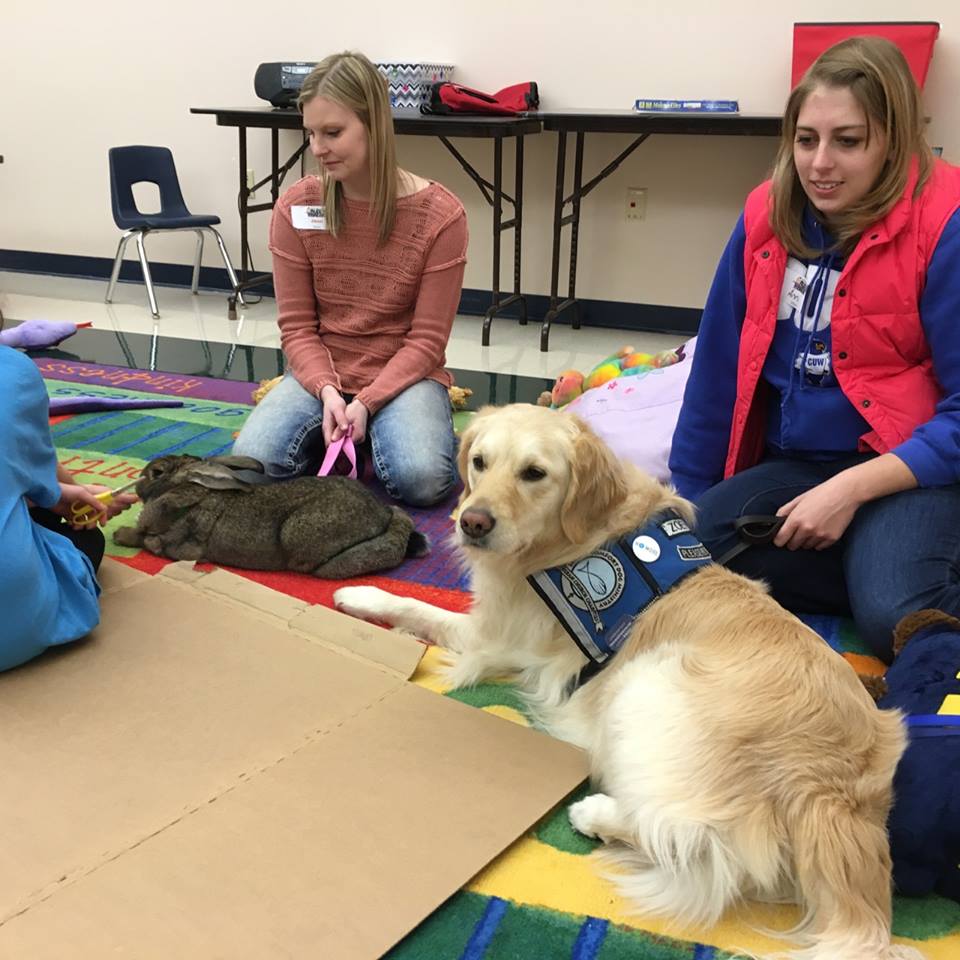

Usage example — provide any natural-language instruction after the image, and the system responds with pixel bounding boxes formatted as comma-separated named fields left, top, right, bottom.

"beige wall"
left=3, top=1, right=958, bottom=313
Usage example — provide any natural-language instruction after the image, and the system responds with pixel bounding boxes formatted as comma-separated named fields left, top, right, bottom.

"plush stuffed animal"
left=251, top=375, right=284, bottom=405
left=538, top=344, right=685, bottom=409
left=0, top=319, right=90, bottom=350
left=879, top=611, right=960, bottom=903
left=448, top=385, right=473, bottom=410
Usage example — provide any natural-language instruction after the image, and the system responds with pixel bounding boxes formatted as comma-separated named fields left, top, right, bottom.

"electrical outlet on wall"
left=246, top=169, right=256, bottom=198
left=626, top=187, right=647, bottom=221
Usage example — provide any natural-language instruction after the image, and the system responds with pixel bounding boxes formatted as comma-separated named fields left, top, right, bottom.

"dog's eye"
left=472, top=455, right=485, bottom=472
left=520, top=466, right=546, bottom=482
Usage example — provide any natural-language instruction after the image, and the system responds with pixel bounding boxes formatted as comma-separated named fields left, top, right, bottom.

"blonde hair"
left=770, top=35, right=933, bottom=257
left=298, top=51, right=398, bottom=245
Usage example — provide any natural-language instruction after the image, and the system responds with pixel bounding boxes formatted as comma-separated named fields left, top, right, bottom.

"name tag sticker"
left=782, top=262, right=808, bottom=314
left=291, top=205, right=328, bottom=230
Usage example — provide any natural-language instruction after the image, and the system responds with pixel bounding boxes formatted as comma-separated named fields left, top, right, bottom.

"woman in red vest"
left=669, top=36, right=960, bottom=901
left=670, top=36, right=960, bottom=660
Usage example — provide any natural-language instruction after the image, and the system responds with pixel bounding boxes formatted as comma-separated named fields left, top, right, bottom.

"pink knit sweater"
left=268, top=176, right=468, bottom=414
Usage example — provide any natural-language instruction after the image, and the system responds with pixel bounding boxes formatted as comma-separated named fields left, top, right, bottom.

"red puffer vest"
left=726, top=158, right=960, bottom=478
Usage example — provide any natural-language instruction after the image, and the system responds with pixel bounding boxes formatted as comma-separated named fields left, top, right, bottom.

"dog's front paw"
left=334, top=585, right=395, bottom=624
left=439, top=652, right=489, bottom=691
left=568, top=793, right=619, bottom=840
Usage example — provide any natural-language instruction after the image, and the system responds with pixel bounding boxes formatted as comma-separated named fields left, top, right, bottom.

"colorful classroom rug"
left=39, top=358, right=960, bottom=960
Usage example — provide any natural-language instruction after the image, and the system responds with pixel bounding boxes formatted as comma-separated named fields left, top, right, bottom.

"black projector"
left=254, top=62, right=316, bottom=108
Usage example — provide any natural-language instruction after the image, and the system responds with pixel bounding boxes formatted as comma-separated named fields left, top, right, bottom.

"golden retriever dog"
left=334, top=404, right=919, bottom=960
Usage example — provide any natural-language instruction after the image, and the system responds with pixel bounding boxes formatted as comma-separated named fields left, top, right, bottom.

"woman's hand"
left=774, top=473, right=864, bottom=550
left=773, top=454, right=919, bottom=552
left=320, top=386, right=349, bottom=444
left=343, top=398, right=369, bottom=443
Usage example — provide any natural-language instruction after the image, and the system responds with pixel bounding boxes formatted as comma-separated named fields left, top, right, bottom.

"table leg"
left=541, top=129, right=567, bottom=351
left=481, top=137, right=503, bottom=347
left=271, top=128, right=280, bottom=204
left=568, top=133, right=585, bottom=330
left=228, top=126, right=250, bottom=321
left=514, top=134, right=526, bottom=325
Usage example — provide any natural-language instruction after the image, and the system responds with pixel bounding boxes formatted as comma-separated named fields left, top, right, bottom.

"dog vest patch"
left=527, top=511, right=711, bottom=684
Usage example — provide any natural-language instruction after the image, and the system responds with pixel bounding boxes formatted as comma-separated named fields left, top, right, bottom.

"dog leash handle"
left=713, top=514, right=785, bottom=566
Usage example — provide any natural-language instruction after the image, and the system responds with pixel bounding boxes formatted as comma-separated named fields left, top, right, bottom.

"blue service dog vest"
left=527, top=511, right=711, bottom=687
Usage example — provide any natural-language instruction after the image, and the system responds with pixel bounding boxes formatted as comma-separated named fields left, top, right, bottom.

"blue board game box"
left=633, top=99, right=739, bottom=113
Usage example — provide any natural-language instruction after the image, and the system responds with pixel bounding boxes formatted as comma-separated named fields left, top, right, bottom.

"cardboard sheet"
left=0, top=561, right=587, bottom=958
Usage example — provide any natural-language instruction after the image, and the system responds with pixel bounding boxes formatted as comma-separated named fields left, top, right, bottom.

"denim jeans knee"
left=232, top=375, right=325, bottom=480
left=369, top=379, right=457, bottom=507
left=845, top=485, right=960, bottom=661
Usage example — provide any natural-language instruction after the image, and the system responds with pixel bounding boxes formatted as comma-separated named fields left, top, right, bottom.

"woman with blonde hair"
left=234, top=51, right=467, bottom=506
left=669, top=35, right=960, bottom=900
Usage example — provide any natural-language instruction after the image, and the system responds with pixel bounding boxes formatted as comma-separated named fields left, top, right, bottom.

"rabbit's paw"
left=334, top=586, right=397, bottom=625
left=113, top=525, right=144, bottom=548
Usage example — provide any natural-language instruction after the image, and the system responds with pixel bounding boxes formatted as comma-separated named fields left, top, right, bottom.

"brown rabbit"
left=113, top=455, right=428, bottom=579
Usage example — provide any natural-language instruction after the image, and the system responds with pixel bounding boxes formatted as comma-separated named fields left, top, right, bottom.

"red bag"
left=421, top=81, right=539, bottom=116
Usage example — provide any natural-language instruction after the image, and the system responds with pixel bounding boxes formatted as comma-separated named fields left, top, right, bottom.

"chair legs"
left=105, top=226, right=245, bottom=319
left=191, top=230, right=204, bottom=295
left=134, top=232, right=160, bottom=319
left=207, top=226, right=246, bottom=308
left=105, top=230, right=136, bottom=305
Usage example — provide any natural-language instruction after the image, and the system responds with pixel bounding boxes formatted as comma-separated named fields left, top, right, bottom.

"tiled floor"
left=0, top=271, right=688, bottom=400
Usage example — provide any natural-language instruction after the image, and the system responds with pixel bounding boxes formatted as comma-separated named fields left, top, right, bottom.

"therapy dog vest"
left=527, top=512, right=711, bottom=686
left=728, top=158, right=960, bottom=478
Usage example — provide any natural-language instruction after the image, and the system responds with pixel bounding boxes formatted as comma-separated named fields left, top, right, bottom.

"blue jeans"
left=232, top=375, right=457, bottom=507
left=694, top=456, right=960, bottom=661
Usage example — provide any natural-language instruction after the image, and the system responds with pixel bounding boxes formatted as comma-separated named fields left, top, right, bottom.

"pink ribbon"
left=317, top=426, right=358, bottom=479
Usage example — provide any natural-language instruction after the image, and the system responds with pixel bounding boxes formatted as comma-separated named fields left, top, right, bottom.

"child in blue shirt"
left=0, top=341, right=135, bottom=671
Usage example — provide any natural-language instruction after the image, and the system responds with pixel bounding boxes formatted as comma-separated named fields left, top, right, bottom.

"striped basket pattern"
left=377, top=62, right=456, bottom=109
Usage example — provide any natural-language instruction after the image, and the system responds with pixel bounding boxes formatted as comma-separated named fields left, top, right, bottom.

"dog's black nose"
left=460, top=508, right=496, bottom=539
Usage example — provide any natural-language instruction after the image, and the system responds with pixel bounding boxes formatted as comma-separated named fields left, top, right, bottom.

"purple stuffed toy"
left=0, top=319, right=90, bottom=350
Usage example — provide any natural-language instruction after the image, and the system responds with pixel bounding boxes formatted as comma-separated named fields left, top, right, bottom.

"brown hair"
left=297, top=51, right=398, bottom=245
left=769, top=35, right=932, bottom=257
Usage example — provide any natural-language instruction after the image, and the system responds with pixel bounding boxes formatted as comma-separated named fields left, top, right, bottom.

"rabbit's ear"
left=207, top=455, right=265, bottom=474
left=182, top=462, right=255, bottom=491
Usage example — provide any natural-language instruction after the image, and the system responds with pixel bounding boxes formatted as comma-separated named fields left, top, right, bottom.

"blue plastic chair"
left=105, top=145, right=244, bottom=318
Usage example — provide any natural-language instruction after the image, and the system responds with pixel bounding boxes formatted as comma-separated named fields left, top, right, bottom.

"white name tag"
left=291, top=204, right=328, bottom=230
left=783, top=264, right=808, bottom=313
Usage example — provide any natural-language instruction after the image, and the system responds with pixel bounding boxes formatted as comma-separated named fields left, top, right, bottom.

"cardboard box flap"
left=96, top=556, right=151, bottom=594
left=160, top=564, right=426, bottom=679
left=290, top=602, right=426, bottom=678
left=0, top=567, right=588, bottom=958
left=0, top=575, right=403, bottom=920
left=0, top=682, right=586, bottom=960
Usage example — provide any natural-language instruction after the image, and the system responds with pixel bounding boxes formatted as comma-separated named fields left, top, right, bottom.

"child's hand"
left=55, top=483, right=138, bottom=528
left=86, top=484, right=139, bottom=520
left=55, top=483, right=107, bottom=528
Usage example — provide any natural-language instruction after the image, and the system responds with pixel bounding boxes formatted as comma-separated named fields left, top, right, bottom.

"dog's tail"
left=785, top=712, right=924, bottom=960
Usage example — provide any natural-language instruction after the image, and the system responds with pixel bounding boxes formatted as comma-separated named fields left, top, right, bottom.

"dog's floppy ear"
left=560, top=416, right=629, bottom=545
left=455, top=406, right=495, bottom=506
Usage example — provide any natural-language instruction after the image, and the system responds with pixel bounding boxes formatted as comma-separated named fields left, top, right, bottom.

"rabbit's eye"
left=472, top=454, right=485, bottom=472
